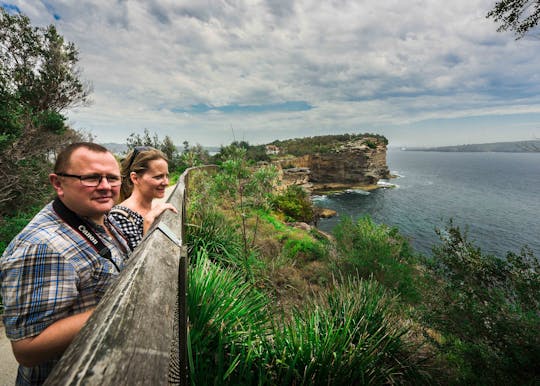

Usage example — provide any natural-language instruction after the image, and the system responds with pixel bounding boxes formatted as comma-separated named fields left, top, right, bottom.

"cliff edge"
left=271, top=135, right=390, bottom=192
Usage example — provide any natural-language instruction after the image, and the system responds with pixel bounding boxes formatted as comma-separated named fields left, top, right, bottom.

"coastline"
left=311, top=183, right=382, bottom=195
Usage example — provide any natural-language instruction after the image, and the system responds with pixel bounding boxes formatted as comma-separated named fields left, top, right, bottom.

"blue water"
left=315, top=149, right=540, bottom=258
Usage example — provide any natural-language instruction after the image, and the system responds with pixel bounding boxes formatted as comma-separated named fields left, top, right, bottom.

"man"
left=0, top=143, right=130, bottom=385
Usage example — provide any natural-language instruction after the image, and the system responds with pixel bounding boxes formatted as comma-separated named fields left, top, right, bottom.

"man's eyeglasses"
left=56, top=173, right=122, bottom=187
left=126, top=146, right=152, bottom=173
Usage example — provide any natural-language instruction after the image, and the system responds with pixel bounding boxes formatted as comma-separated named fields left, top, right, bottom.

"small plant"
left=265, top=277, right=427, bottom=385
left=333, top=216, right=420, bottom=302
left=187, top=250, right=271, bottom=385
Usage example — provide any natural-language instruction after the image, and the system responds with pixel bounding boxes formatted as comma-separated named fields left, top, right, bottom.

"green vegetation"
left=419, top=222, right=540, bottom=384
left=185, top=156, right=539, bottom=385
left=125, top=130, right=212, bottom=173
left=0, top=8, right=90, bottom=217
left=270, top=133, right=388, bottom=156
left=272, top=185, right=315, bottom=223
left=487, top=0, right=540, bottom=39
left=333, top=216, right=420, bottom=303
left=1, top=10, right=538, bottom=383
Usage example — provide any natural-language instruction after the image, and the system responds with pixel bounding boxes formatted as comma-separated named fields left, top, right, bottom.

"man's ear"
left=49, top=174, right=64, bottom=197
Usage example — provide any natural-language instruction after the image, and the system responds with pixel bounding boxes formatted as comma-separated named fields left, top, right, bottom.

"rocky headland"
left=272, top=135, right=391, bottom=194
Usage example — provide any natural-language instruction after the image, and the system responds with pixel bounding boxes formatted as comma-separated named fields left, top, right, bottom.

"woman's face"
left=134, top=158, right=170, bottom=199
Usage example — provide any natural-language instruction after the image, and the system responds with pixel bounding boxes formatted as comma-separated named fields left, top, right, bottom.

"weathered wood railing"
left=45, top=166, right=217, bottom=385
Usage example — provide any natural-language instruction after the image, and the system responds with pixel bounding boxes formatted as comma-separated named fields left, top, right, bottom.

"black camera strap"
left=52, top=197, right=121, bottom=272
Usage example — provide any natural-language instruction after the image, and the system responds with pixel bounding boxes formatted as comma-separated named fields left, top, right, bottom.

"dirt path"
left=0, top=321, right=17, bottom=385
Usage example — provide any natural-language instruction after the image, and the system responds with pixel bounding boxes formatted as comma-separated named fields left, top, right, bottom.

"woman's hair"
left=119, top=147, right=168, bottom=201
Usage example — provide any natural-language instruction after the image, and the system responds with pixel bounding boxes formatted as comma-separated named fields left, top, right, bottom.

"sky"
left=3, top=0, right=540, bottom=148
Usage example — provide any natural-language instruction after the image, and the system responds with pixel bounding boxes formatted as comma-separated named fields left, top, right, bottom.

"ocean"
left=315, top=149, right=540, bottom=258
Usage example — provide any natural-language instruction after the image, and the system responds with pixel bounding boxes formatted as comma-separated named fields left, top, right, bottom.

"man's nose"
left=96, top=176, right=112, bottom=189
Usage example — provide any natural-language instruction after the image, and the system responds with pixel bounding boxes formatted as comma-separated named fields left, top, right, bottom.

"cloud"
left=3, top=0, right=540, bottom=146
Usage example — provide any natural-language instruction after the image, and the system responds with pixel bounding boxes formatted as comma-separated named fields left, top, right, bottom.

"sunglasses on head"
left=126, top=146, right=152, bottom=172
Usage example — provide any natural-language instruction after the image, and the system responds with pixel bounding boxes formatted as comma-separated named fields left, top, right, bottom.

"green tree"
left=126, top=129, right=184, bottom=170
left=487, top=0, right=540, bottom=39
left=0, top=8, right=90, bottom=215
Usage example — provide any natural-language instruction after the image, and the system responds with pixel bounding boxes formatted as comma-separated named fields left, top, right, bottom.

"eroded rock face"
left=276, top=138, right=390, bottom=189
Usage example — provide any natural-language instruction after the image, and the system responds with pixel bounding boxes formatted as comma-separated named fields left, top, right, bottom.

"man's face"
left=50, top=148, right=121, bottom=223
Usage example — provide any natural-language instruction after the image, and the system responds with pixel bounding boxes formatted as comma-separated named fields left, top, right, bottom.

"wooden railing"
left=45, top=166, right=217, bottom=385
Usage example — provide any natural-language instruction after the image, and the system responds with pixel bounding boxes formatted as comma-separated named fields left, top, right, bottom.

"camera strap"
left=52, top=197, right=121, bottom=272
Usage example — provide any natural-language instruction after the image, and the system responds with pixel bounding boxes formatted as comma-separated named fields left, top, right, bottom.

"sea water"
left=315, top=149, right=540, bottom=258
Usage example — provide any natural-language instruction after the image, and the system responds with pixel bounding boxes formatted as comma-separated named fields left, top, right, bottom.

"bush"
left=265, top=277, right=427, bottom=385
left=333, top=216, right=420, bottom=302
left=188, top=250, right=271, bottom=385
left=419, top=222, right=540, bottom=384
left=282, top=236, right=327, bottom=262
left=0, top=206, right=43, bottom=255
left=272, top=185, right=314, bottom=223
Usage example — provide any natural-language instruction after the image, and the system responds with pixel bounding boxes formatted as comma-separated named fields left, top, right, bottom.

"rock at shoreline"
left=318, top=208, right=337, bottom=218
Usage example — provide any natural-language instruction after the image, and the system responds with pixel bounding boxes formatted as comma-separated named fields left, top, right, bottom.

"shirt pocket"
left=91, top=259, right=119, bottom=301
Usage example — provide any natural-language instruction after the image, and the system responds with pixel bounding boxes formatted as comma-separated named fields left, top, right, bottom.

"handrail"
left=44, top=166, right=217, bottom=385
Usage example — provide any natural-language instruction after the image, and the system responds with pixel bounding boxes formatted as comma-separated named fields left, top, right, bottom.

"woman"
left=109, top=146, right=178, bottom=251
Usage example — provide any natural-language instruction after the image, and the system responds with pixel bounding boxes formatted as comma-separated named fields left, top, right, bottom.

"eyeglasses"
left=56, top=173, right=122, bottom=187
left=125, top=146, right=152, bottom=173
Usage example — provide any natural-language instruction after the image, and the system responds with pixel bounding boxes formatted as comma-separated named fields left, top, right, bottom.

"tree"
left=126, top=129, right=184, bottom=170
left=0, top=8, right=91, bottom=215
left=487, top=0, right=540, bottom=39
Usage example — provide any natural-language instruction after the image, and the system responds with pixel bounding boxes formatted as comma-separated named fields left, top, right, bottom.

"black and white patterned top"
left=108, top=205, right=144, bottom=251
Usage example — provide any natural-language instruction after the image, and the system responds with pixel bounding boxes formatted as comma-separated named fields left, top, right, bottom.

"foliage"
left=0, top=206, right=42, bottom=255
left=265, top=278, right=426, bottom=385
left=180, top=140, right=211, bottom=170
left=281, top=236, right=328, bottom=262
left=270, top=133, right=388, bottom=156
left=126, top=128, right=184, bottom=170
left=271, top=185, right=314, bottom=223
left=487, top=0, right=540, bottom=39
left=187, top=250, right=426, bottom=385
left=333, top=216, right=420, bottom=302
left=210, top=147, right=278, bottom=269
left=0, top=8, right=90, bottom=215
left=213, top=141, right=270, bottom=164
left=187, top=249, right=271, bottom=385
left=419, top=221, right=540, bottom=384
left=0, top=9, right=90, bottom=113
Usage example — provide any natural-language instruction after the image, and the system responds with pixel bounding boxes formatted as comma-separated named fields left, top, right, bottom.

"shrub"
left=0, top=206, right=43, bottom=255
left=272, top=185, right=314, bottom=223
left=333, top=216, right=420, bottom=302
left=265, top=278, right=427, bottom=385
left=419, top=221, right=540, bottom=384
left=187, top=250, right=271, bottom=385
left=282, top=236, right=327, bottom=262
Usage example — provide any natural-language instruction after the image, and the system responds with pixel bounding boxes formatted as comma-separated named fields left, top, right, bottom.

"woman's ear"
left=130, top=171, right=139, bottom=185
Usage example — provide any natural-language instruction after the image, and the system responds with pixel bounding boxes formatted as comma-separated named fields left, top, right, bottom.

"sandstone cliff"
left=275, top=137, right=390, bottom=192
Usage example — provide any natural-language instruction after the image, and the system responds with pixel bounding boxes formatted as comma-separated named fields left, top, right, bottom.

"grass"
left=187, top=249, right=427, bottom=385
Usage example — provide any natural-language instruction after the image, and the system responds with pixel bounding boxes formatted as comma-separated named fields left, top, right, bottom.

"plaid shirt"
left=108, top=205, right=144, bottom=251
left=0, top=202, right=130, bottom=385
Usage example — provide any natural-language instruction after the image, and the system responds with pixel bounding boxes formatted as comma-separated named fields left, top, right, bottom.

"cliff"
left=274, top=136, right=390, bottom=192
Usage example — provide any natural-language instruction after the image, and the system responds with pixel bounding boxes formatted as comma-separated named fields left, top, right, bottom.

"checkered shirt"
left=108, top=205, right=144, bottom=251
left=0, top=202, right=130, bottom=385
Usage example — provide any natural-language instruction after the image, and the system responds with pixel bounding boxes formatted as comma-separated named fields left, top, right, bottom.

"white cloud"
left=6, top=0, right=540, bottom=146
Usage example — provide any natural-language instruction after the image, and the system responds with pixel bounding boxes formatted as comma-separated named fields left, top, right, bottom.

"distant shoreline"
left=398, top=139, right=540, bottom=153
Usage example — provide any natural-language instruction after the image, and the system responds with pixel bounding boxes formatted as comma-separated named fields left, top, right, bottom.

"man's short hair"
left=54, top=142, right=110, bottom=173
